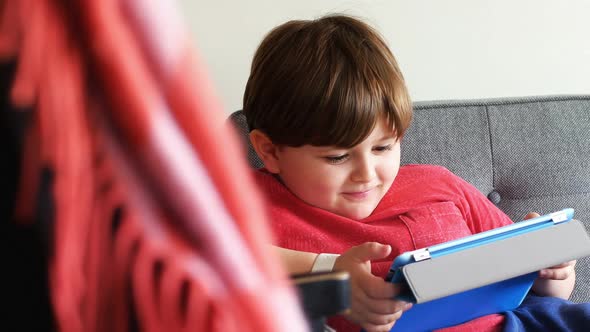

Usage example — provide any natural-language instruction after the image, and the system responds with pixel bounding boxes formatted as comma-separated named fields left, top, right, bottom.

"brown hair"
left=243, top=14, right=412, bottom=148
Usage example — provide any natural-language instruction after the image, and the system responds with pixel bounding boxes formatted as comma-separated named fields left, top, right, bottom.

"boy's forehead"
left=308, top=128, right=398, bottom=150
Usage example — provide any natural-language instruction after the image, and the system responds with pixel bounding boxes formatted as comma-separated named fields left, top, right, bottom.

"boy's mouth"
left=341, top=187, right=376, bottom=200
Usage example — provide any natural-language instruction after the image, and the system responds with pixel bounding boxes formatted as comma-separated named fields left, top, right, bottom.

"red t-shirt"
left=254, top=164, right=513, bottom=332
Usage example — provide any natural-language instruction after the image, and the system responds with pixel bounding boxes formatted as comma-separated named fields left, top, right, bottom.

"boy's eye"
left=324, top=154, right=349, bottom=164
left=374, top=144, right=393, bottom=152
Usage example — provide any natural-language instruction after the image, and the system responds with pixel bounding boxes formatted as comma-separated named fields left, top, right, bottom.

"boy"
left=243, top=15, right=579, bottom=332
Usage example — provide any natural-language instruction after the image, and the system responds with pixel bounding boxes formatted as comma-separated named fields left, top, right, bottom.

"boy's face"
left=267, top=118, right=400, bottom=220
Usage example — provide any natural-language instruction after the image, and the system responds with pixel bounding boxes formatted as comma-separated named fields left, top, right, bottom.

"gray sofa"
left=229, top=94, right=590, bottom=303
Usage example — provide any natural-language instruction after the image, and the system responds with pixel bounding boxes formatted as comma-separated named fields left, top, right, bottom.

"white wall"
left=181, top=0, right=590, bottom=113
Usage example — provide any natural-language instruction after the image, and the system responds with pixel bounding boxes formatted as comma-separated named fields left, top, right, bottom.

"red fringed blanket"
left=0, top=1, right=306, bottom=331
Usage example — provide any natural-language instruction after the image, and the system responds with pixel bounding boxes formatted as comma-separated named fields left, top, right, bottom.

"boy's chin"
left=340, top=206, right=376, bottom=221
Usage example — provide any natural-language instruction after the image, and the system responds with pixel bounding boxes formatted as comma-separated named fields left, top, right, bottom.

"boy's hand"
left=334, top=242, right=412, bottom=332
left=525, top=212, right=577, bottom=299
left=538, top=260, right=576, bottom=280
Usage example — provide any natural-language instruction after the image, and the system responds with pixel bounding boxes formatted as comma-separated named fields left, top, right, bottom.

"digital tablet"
left=384, top=208, right=590, bottom=332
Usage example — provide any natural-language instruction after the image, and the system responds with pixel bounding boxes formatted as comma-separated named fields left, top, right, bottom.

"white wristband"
left=311, top=253, right=340, bottom=272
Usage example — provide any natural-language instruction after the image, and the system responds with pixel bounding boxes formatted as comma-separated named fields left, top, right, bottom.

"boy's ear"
left=249, top=129, right=281, bottom=174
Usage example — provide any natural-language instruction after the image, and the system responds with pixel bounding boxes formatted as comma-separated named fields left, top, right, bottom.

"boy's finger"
left=524, top=212, right=541, bottom=220
left=351, top=242, right=392, bottom=263
left=362, top=273, right=403, bottom=298
left=362, top=310, right=405, bottom=326
left=363, top=299, right=412, bottom=315
left=539, top=268, right=571, bottom=280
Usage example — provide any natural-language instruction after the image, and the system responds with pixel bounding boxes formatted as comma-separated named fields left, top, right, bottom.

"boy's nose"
left=351, top=158, right=376, bottom=183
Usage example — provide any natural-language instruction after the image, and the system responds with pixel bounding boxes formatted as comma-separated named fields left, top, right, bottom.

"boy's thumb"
left=354, top=242, right=392, bottom=262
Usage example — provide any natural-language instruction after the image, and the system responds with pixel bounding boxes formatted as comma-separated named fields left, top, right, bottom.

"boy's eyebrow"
left=315, top=146, right=348, bottom=152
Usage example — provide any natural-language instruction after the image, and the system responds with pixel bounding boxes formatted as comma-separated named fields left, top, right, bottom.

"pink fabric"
left=254, top=164, right=513, bottom=332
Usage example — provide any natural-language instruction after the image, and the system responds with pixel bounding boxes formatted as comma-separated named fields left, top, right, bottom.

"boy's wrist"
left=311, top=253, right=340, bottom=272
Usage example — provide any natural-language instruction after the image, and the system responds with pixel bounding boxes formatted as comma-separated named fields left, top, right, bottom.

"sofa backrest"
left=229, top=95, right=590, bottom=303
left=403, top=95, right=590, bottom=223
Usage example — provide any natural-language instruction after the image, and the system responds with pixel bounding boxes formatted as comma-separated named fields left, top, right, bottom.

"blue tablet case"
left=383, top=208, right=590, bottom=332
